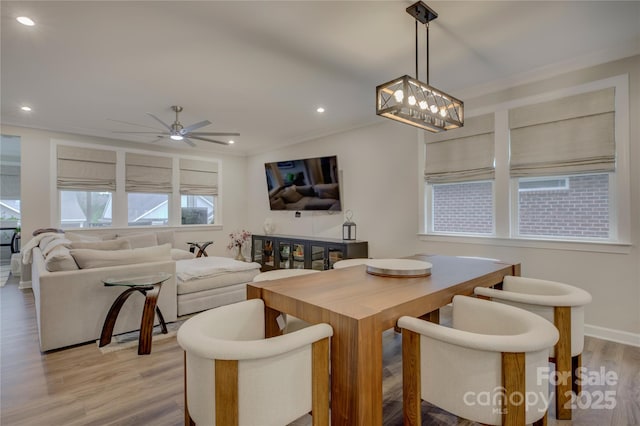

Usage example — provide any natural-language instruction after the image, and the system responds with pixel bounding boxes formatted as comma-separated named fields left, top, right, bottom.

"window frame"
left=420, top=74, right=630, bottom=251
left=51, top=142, right=222, bottom=230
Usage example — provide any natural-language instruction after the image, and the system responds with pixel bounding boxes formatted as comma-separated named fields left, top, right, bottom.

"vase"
left=235, top=245, right=246, bottom=262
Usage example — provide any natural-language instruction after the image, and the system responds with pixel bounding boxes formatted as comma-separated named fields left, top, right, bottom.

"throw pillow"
left=65, top=232, right=102, bottom=242
left=281, top=186, right=304, bottom=203
left=42, top=238, right=72, bottom=257
left=156, top=230, right=175, bottom=247
left=70, top=239, right=131, bottom=251
left=44, top=246, right=80, bottom=272
left=116, top=233, right=158, bottom=249
left=171, top=248, right=195, bottom=261
left=70, top=243, right=171, bottom=269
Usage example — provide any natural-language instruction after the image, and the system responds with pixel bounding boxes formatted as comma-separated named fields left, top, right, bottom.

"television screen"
left=264, top=155, right=341, bottom=211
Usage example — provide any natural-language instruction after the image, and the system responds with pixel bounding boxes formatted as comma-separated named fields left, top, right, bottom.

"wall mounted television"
left=264, top=155, right=341, bottom=211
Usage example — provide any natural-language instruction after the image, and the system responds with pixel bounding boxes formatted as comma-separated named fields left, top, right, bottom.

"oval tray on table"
left=365, top=259, right=432, bottom=277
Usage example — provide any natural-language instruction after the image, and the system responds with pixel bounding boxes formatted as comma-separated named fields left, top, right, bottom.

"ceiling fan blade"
left=183, top=138, right=197, bottom=147
left=107, top=118, right=163, bottom=131
left=112, top=131, right=167, bottom=134
left=182, top=120, right=212, bottom=134
left=150, top=136, right=165, bottom=144
left=188, top=135, right=230, bottom=145
left=146, top=112, right=173, bottom=131
left=189, top=132, right=240, bottom=136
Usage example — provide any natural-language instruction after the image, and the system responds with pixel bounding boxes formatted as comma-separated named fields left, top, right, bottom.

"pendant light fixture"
left=376, top=1, right=463, bottom=132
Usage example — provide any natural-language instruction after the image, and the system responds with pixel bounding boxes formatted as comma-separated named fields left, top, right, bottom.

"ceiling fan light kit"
left=114, top=105, right=239, bottom=147
left=376, top=1, right=464, bottom=132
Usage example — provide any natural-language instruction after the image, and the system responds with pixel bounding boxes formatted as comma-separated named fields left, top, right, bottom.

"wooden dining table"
left=247, top=254, right=520, bottom=426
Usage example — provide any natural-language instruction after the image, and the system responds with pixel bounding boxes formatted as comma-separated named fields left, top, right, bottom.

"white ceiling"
left=2, top=1, right=639, bottom=155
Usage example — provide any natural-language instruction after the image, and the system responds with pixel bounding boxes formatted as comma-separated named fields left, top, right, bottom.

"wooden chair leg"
left=502, top=352, right=526, bottom=426
left=215, top=359, right=239, bottom=426
left=554, top=307, right=572, bottom=420
left=402, top=329, right=421, bottom=426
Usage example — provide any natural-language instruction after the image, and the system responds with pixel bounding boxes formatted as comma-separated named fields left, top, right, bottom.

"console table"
left=251, top=234, right=368, bottom=271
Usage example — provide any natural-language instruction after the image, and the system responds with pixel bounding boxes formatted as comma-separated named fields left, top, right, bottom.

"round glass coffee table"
left=99, top=272, right=172, bottom=355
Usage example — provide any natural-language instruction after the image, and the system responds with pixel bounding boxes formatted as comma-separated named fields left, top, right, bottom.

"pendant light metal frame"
left=376, top=1, right=464, bottom=132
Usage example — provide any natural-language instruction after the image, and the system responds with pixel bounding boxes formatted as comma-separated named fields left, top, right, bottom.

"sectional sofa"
left=28, top=230, right=260, bottom=351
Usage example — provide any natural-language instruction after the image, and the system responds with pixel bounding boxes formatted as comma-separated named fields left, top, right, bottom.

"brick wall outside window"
left=518, top=174, right=609, bottom=238
left=433, top=181, right=493, bottom=234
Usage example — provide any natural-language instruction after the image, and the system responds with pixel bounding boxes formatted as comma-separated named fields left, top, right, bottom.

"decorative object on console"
left=342, top=210, right=356, bottom=240
left=263, top=218, right=276, bottom=234
left=227, top=229, right=251, bottom=262
left=376, top=1, right=464, bottom=132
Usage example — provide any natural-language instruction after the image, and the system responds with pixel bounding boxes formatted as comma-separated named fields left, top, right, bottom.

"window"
left=423, top=78, right=626, bottom=244
left=127, top=193, right=168, bottom=226
left=516, top=173, right=610, bottom=239
left=60, top=190, right=112, bottom=228
left=55, top=144, right=221, bottom=228
left=432, top=181, right=493, bottom=234
left=424, top=113, right=496, bottom=235
left=181, top=195, right=215, bottom=225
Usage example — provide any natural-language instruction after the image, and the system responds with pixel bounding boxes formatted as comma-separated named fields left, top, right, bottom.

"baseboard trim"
left=18, top=280, right=32, bottom=290
left=585, top=324, right=640, bottom=347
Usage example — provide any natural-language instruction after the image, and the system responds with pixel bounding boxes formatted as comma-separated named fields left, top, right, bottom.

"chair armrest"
left=474, top=286, right=591, bottom=307
left=398, top=315, right=558, bottom=353
left=179, top=322, right=333, bottom=360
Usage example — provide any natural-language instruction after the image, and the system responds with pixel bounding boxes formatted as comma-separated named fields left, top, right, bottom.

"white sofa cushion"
left=45, top=246, right=80, bottom=272
left=171, top=248, right=195, bottom=261
left=70, top=243, right=171, bottom=269
left=70, top=239, right=131, bottom=250
left=116, top=233, right=158, bottom=249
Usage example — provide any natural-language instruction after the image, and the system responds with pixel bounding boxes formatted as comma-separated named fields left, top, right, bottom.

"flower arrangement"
left=227, top=229, right=251, bottom=250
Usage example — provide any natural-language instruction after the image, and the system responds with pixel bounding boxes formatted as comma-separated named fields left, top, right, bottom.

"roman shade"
left=0, top=164, right=20, bottom=199
left=509, top=88, right=615, bottom=177
left=424, top=113, right=495, bottom=183
left=179, top=159, right=218, bottom=195
left=125, top=153, right=172, bottom=193
left=57, top=145, right=116, bottom=191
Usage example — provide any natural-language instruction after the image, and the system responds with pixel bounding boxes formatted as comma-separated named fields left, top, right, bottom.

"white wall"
left=3, top=125, right=249, bottom=257
left=246, top=121, right=419, bottom=258
left=246, top=56, right=640, bottom=345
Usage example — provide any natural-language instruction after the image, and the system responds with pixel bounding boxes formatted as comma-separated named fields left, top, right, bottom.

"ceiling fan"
left=112, top=105, right=239, bottom=147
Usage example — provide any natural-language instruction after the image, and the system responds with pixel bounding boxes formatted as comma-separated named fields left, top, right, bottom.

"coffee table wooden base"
left=99, top=284, right=167, bottom=355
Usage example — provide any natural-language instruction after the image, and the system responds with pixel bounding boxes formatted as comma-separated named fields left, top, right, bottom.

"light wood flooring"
left=1, top=275, right=638, bottom=425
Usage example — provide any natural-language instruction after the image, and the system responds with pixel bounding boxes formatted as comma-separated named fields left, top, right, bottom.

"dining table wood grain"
left=247, top=254, right=520, bottom=426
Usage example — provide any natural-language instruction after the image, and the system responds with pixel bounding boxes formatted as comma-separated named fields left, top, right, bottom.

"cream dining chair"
left=177, top=298, right=333, bottom=426
left=397, top=295, right=559, bottom=426
left=474, top=276, right=592, bottom=420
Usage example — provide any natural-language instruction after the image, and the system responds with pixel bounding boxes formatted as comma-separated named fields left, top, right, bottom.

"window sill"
left=62, top=224, right=223, bottom=233
left=418, top=233, right=631, bottom=254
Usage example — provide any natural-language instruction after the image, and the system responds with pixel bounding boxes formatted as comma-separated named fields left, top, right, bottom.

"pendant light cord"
left=426, top=22, right=430, bottom=85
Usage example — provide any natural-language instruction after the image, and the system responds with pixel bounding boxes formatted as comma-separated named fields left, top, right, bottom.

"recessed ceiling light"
left=16, top=16, right=35, bottom=26
left=20, top=106, right=32, bottom=112
left=316, top=107, right=325, bottom=113
left=228, top=140, right=235, bottom=144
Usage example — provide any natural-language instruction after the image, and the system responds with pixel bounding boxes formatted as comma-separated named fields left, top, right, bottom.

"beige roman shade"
left=57, top=145, right=116, bottom=191
left=509, top=87, right=615, bottom=177
left=424, top=113, right=495, bottom=183
left=179, top=159, right=218, bottom=195
left=125, top=153, right=172, bottom=193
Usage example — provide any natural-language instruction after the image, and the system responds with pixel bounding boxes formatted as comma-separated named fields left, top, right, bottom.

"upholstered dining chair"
left=332, top=258, right=370, bottom=269
left=398, top=295, right=559, bottom=426
left=474, top=276, right=592, bottom=420
left=252, top=268, right=320, bottom=333
left=177, top=298, right=333, bottom=426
